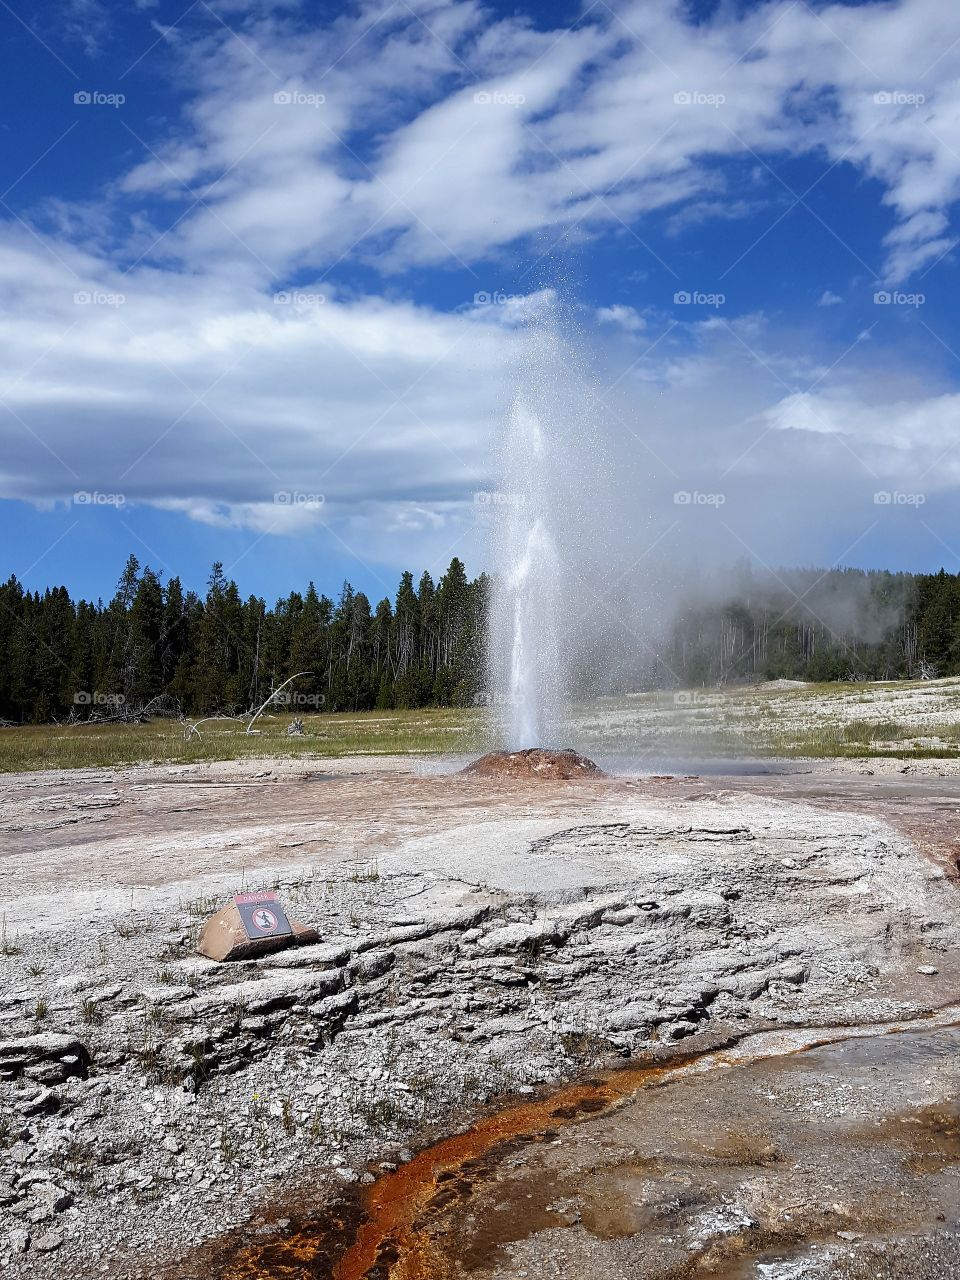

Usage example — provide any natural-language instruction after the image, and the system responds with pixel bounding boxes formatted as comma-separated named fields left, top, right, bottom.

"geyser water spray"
left=497, top=399, right=562, bottom=747
left=489, top=299, right=593, bottom=750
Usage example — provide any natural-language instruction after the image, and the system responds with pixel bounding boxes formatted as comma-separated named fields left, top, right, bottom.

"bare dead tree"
left=181, top=714, right=244, bottom=742
left=60, top=693, right=179, bottom=728
left=245, top=672, right=313, bottom=735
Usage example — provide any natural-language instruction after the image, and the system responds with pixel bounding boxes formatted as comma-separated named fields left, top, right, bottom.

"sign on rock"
left=234, top=891, right=293, bottom=941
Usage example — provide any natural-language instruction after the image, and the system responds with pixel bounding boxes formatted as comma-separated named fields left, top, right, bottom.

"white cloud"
left=598, top=309, right=960, bottom=489
left=596, top=304, right=646, bottom=332
left=763, top=387, right=960, bottom=480
left=150, top=497, right=325, bottom=535
left=94, top=0, right=960, bottom=285
left=0, top=223, right=954, bottom=575
left=0, top=237, right=515, bottom=557
left=818, top=290, right=843, bottom=307
left=64, top=0, right=110, bottom=56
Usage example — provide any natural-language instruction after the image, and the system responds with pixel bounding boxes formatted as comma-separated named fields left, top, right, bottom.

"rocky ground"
left=0, top=756, right=959, bottom=1278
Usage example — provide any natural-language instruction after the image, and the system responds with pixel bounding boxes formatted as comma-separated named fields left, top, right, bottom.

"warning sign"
left=233, top=891, right=293, bottom=941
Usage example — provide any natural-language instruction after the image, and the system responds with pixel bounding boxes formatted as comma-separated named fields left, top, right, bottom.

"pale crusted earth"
left=0, top=751, right=958, bottom=1278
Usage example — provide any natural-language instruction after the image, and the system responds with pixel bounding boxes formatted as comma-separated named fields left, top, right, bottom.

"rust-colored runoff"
left=217, top=1056, right=679, bottom=1280
left=334, top=1058, right=678, bottom=1280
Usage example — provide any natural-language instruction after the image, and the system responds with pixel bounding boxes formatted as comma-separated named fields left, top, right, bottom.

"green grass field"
left=2, top=680, right=959, bottom=773
left=0, top=708, right=485, bottom=773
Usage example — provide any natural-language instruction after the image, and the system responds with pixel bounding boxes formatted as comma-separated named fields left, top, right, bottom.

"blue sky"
left=2, top=0, right=960, bottom=604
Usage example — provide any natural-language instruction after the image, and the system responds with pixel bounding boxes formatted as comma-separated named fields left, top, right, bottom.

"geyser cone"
left=462, top=748, right=605, bottom=780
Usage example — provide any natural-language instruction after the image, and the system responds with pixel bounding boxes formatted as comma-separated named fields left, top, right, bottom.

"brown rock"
left=196, top=901, right=319, bottom=963
left=462, top=748, right=605, bottom=781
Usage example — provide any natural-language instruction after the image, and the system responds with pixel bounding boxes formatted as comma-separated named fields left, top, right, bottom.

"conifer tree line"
left=1, top=558, right=959, bottom=724
left=0, top=555, right=489, bottom=723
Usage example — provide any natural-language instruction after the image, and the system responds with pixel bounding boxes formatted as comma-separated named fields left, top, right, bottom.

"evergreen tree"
left=105, top=554, right=140, bottom=696
left=128, top=568, right=165, bottom=704
left=289, top=583, right=325, bottom=709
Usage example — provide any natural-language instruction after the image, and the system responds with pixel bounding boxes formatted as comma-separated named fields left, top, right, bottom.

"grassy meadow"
left=0, top=708, right=485, bottom=774
left=2, top=678, right=960, bottom=773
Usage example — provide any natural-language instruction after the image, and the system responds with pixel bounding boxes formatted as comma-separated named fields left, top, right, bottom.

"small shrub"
left=144, top=1002, right=169, bottom=1029
left=560, top=1029, right=612, bottom=1060
left=351, top=860, right=380, bottom=883
left=281, top=1097, right=295, bottom=1136
left=227, top=995, right=249, bottom=1023
left=80, top=998, right=103, bottom=1026
left=219, top=1124, right=237, bottom=1164
left=357, top=1095, right=408, bottom=1132
left=0, top=917, right=22, bottom=957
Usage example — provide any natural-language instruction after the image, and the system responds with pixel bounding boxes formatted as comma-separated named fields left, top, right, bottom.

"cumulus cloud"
left=550, top=286, right=955, bottom=577
left=0, top=235, right=513, bottom=549
left=596, top=305, right=647, bottom=332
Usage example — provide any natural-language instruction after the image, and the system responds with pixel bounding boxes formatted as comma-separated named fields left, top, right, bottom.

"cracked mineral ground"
left=1, top=752, right=959, bottom=1278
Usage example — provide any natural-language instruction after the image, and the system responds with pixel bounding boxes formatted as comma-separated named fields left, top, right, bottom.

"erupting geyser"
left=488, top=304, right=575, bottom=751
left=479, top=295, right=604, bottom=778
left=495, top=398, right=561, bottom=748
